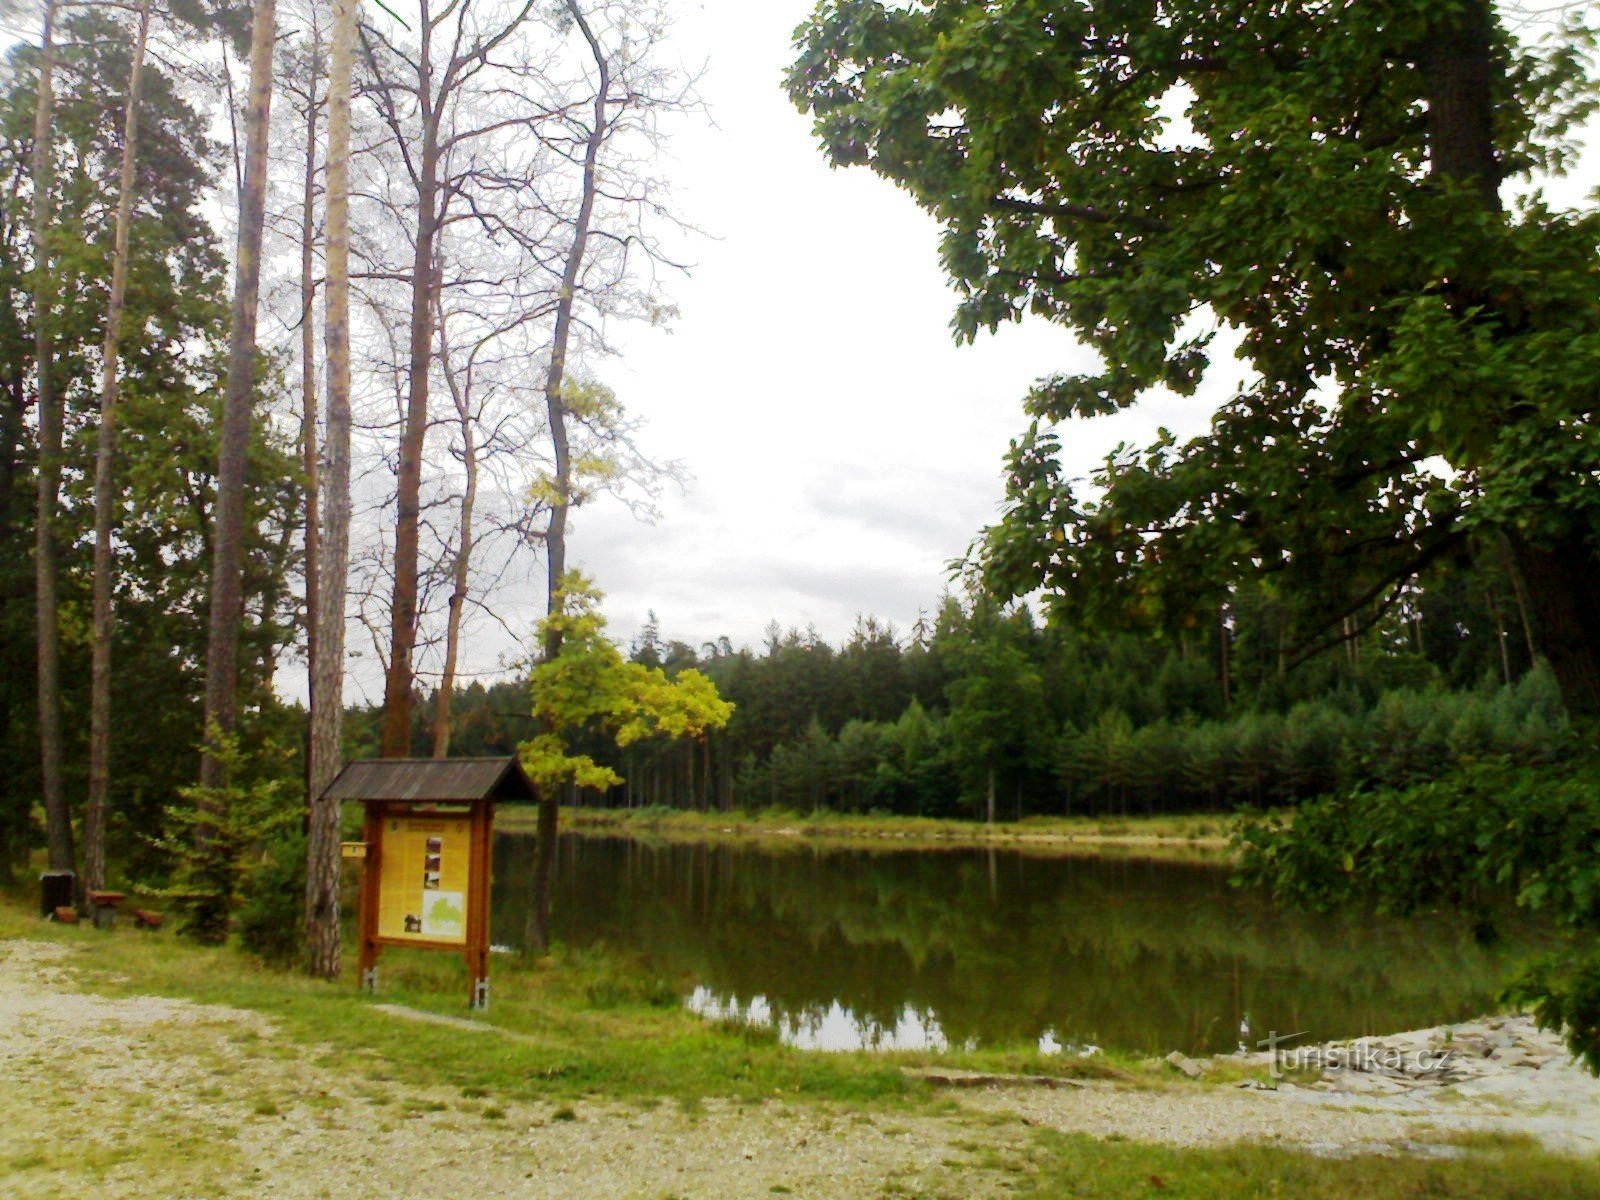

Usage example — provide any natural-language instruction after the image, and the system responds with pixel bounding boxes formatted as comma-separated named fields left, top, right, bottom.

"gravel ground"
left=5, top=938, right=1598, bottom=1198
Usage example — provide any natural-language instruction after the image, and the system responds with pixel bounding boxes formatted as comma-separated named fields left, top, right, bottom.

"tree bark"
left=299, top=23, right=323, bottom=787
left=1419, top=1, right=1500, bottom=213
left=305, top=0, right=357, bottom=981
left=1416, top=1, right=1600, bottom=715
left=84, top=0, right=152, bottom=893
left=529, top=779, right=561, bottom=953
left=201, top=0, right=278, bottom=788
left=31, top=0, right=73, bottom=875
left=1506, top=533, right=1600, bottom=716
left=529, top=0, right=611, bottom=951
left=432, top=323, right=476, bottom=759
left=378, top=19, right=440, bottom=757
left=1, top=357, right=24, bottom=881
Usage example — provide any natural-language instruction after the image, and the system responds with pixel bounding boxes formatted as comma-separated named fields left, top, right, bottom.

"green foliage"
left=788, top=0, right=1600, bottom=710
left=153, top=730, right=299, bottom=945
left=521, top=573, right=734, bottom=795
left=0, top=9, right=302, bottom=875
left=235, top=829, right=308, bottom=968
left=1236, top=758, right=1600, bottom=1071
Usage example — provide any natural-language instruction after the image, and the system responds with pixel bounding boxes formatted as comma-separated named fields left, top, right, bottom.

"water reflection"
left=687, top=986, right=962, bottom=1052
left=491, top=832, right=1547, bottom=1056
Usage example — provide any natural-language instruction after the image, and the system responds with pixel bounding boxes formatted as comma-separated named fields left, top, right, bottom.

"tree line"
left=359, top=552, right=1571, bottom=820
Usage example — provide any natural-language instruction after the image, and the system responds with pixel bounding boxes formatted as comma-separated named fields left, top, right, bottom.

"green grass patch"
left=1006, top=1130, right=1600, bottom=1198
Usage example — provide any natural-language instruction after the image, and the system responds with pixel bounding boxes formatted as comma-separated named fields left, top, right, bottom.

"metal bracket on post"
left=361, top=966, right=379, bottom=993
left=471, top=977, right=489, bottom=1012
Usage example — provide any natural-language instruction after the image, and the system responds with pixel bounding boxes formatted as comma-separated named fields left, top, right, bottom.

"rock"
left=1165, top=1052, right=1204, bottom=1080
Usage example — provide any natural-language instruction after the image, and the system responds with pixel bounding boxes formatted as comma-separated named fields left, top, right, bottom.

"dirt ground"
left=4, top=939, right=1597, bottom=1199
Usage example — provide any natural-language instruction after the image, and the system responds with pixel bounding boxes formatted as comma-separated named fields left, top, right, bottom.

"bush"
left=1235, top=757, right=1600, bottom=1073
left=237, top=830, right=308, bottom=967
left=153, top=729, right=299, bottom=944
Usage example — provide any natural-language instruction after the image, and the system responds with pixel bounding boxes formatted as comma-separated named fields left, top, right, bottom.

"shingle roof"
left=321, top=756, right=537, bottom=804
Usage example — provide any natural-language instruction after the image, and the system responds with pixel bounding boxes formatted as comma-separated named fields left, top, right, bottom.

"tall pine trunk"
left=299, top=25, right=323, bottom=785
left=31, top=0, right=73, bottom=876
left=530, top=0, right=610, bottom=952
left=305, top=0, right=357, bottom=980
left=200, top=0, right=278, bottom=788
left=84, top=0, right=152, bottom=893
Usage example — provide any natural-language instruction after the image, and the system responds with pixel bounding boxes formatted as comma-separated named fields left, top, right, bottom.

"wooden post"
left=358, top=802, right=383, bottom=990
left=466, top=797, right=493, bottom=1009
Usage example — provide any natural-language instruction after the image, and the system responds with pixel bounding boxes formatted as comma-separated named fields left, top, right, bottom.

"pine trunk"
left=305, top=0, right=357, bottom=981
left=31, top=0, right=73, bottom=875
left=200, top=0, right=277, bottom=788
left=300, top=26, right=322, bottom=788
left=85, top=0, right=152, bottom=893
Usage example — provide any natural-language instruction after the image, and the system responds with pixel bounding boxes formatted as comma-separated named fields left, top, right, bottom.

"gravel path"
left=5, top=938, right=1597, bottom=1198
left=1, top=940, right=1015, bottom=1199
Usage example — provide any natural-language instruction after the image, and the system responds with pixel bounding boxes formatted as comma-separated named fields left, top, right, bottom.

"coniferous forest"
left=365, top=569, right=1572, bottom=822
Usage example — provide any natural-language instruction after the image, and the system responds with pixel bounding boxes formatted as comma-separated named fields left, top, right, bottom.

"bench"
left=132, top=909, right=164, bottom=930
left=84, top=890, right=127, bottom=930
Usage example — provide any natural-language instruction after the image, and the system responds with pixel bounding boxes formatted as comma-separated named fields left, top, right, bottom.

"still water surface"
left=491, top=833, right=1542, bottom=1056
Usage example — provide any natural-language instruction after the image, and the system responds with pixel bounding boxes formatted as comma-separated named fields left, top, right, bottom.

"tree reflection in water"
left=493, top=834, right=1550, bottom=1056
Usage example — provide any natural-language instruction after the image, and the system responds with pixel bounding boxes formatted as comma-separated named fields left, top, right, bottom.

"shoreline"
left=493, top=805, right=1236, bottom=858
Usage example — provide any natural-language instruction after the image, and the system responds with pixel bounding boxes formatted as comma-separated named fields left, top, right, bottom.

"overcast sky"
left=526, top=0, right=1197, bottom=665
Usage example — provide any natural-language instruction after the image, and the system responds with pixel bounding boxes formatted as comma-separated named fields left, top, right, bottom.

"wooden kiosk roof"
left=323, top=756, right=537, bottom=804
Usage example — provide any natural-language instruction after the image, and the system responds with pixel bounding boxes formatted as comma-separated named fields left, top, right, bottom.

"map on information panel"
left=377, top=816, right=470, bottom=944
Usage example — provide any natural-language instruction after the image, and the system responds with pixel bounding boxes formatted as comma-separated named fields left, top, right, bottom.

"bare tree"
left=84, top=0, right=154, bottom=894
left=199, top=0, right=278, bottom=790
left=306, top=0, right=357, bottom=980
left=357, top=0, right=546, bottom=757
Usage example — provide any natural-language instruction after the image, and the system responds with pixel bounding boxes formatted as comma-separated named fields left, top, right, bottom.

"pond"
left=490, top=833, right=1546, bottom=1056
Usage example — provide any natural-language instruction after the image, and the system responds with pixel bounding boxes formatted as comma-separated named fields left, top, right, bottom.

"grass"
left=996, top=1130, right=1600, bottom=1199
left=497, top=804, right=1241, bottom=858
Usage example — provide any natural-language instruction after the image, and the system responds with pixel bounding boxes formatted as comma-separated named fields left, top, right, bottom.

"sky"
left=531, top=0, right=1194, bottom=663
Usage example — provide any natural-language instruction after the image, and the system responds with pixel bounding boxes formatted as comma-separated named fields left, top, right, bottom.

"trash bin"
left=40, top=870, right=75, bottom=917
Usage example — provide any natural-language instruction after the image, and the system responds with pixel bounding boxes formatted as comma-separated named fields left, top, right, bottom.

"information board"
left=376, top=814, right=471, bottom=944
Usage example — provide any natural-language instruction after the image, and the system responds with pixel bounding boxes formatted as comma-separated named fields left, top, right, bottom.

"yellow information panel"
left=377, top=815, right=471, bottom=944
